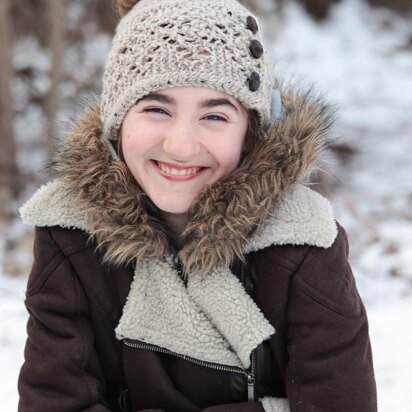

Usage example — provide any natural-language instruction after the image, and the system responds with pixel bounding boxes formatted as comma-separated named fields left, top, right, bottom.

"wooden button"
left=246, top=16, right=258, bottom=34
left=249, top=72, right=260, bottom=91
left=249, top=39, right=263, bottom=58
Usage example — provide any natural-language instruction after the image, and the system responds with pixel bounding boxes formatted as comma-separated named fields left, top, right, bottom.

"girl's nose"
left=162, top=120, right=202, bottom=158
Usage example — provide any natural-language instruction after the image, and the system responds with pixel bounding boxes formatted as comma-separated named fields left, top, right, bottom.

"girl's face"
left=121, top=86, right=248, bottom=214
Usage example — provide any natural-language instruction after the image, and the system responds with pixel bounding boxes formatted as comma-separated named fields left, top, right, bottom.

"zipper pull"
left=118, top=387, right=130, bottom=412
left=246, top=348, right=257, bottom=402
left=247, top=372, right=255, bottom=402
left=165, top=254, right=186, bottom=283
left=173, top=255, right=183, bottom=273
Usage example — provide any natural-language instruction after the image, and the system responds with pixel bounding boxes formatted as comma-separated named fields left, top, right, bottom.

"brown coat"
left=18, top=86, right=377, bottom=411
left=18, top=224, right=376, bottom=412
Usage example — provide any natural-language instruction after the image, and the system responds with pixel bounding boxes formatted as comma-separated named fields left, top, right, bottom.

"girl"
left=18, top=0, right=377, bottom=411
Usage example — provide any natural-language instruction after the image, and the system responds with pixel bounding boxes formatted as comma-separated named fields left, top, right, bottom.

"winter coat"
left=18, top=86, right=377, bottom=412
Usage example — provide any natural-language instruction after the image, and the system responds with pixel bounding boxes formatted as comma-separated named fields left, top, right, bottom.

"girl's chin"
left=151, top=198, right=194, bottom=215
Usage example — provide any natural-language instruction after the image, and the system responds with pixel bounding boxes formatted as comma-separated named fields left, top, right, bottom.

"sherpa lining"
left=115, top=259, right=275, bottom=369
left=245, top=184, right=336, bottom=252
left=260, top=397, right=290, bottom=412
left=20, top=180, right=89, bottom=232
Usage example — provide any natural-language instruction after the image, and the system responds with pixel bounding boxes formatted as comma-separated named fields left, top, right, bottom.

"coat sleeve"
left=284, top=224, right=377, bottom=412
left=18, top=226, right=112, bottom=412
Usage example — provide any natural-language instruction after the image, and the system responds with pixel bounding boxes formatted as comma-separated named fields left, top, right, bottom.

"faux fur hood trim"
left=20, top=180, right=336, bottom=250
left=21, top=85, right=336, bottom=273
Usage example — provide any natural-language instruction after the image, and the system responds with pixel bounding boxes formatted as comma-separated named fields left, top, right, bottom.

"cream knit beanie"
left=101, top=0, right=274, bottom=140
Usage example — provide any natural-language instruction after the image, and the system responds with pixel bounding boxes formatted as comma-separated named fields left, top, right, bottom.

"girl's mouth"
left=153, top=161, right=206, bottom=181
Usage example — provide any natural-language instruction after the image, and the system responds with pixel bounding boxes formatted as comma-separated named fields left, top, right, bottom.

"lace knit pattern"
left=101, top=0, right=274, bottom=139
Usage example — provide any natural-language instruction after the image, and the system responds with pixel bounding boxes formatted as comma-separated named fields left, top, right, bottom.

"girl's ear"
left=117, top=0, right=141, bottom=17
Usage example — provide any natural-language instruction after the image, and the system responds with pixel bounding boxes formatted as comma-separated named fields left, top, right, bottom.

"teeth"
left=157, top=162, right=200, bottom=176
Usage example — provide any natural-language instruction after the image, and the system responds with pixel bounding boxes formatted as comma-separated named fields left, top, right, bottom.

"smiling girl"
left=121, top=87, right=248, bottom=218
left=18, top=1, right=377, bottom=411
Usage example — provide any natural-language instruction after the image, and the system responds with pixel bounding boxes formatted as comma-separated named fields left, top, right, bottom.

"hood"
left=21, top=84, right=337, bottom=274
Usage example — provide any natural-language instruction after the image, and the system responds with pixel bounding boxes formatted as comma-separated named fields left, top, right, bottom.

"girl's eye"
left=204, top=114, right=227, bottom=122
left=144, top=107, right=169, bottom=115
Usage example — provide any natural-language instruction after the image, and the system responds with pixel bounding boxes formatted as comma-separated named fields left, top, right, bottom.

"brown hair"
left=242, top=109, right=261, bottom=157
left=117, top=0, right=140, bottom=17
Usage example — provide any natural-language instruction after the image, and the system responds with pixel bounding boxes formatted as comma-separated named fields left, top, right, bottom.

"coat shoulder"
left=26, top=226, right=93, bottom=297
left=256, top=223, right=363, bottom=318
left=33, top=225, right=93, bottom=259
left=252, top=242, right=310, bottom=274
left=293, top=223, right=363, bottom=318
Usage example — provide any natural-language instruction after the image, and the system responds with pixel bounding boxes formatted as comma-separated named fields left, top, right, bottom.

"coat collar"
left=116, top=258, right=275, bottom=369
left=21, top=180, right=337, bottom=252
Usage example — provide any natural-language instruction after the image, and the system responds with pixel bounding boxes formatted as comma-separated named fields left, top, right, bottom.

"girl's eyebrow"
left=138, top=93, right=239, bottom=113
left=139, top=93, right=175, bottom=104
left=199, top=98, right=239, bottom=113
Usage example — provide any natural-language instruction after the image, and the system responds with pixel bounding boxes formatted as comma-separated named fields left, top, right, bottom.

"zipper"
left=240, top=260, right=257, bottom=402
left=118, top=387, right=130, bottom=412
left=124, top=339, right=247, bottom=376
left=247, top=348, right=257, bottom=401
left=240, top=259, right=246, bottom=285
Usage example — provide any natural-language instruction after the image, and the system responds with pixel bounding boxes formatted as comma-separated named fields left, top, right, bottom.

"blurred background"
left=1, top=0, right=411, bottom=410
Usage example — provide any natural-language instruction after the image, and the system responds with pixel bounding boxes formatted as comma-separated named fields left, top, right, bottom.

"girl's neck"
left=159, top=210, right=187, bottom=250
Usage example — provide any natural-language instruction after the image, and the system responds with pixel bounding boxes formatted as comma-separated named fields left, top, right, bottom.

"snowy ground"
left=1, top=0, right=412, bottom=410
left=0, top=275, right=27, bottom=411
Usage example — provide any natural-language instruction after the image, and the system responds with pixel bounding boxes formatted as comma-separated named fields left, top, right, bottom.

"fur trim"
left=50, top=104, right=170, bottom=266
left=116, top=259, right=274, bottom=369
left=260, top=397, right=290, bottom=412
left=20, top=180, right=336, bottom=250
left=22, top=85, right=336, bottom=273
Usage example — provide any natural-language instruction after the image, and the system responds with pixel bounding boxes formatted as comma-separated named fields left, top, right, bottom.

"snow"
left=369, top=297, right=412, bottom=409
left=0, top=275, right=27, bottom=412
left=2, top=0, right=412, bottom=410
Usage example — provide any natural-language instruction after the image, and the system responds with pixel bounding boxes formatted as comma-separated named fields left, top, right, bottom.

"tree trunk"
left=297, top=0, right=341, bottom=20
left=46, top=0, right=64, bottom=155
left=366, top=0, right=412, bottom=14
left=0, top=0, right=18, bottom=220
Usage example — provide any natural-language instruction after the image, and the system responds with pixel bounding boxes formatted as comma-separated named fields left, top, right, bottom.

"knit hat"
left=101, top=0, right=275, bottom=140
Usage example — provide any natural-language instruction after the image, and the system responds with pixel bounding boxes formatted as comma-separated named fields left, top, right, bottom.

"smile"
left=153, top=161, right=206, bottom=181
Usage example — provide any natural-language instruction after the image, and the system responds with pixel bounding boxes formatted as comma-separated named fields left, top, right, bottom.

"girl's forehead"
left=156, top=86, right=236, bottom=98
left=144, top=86, right=245, bottom=110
